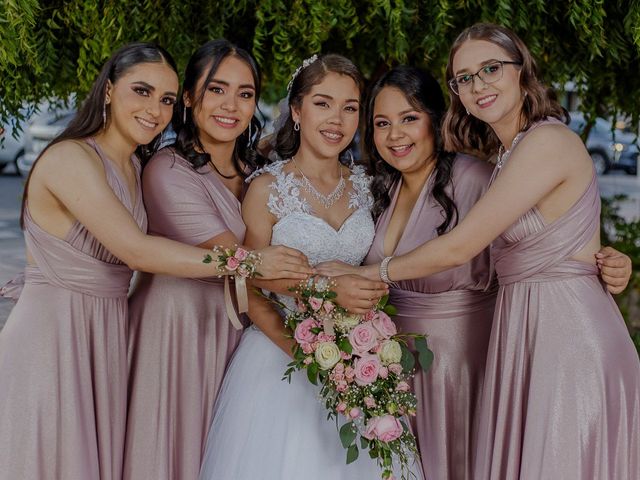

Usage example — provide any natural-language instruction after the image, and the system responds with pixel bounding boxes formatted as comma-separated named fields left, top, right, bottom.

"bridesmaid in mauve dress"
left=362, top=67, right=495, bottom=480
left=124, top=40, right=287, bottom=480
left=0, top=43, right=311, bottom=480
left=349, top=24, right=639, bottom=479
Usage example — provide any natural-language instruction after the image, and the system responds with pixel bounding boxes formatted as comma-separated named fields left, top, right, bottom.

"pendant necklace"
left=292, top=156, right=345, bottom=209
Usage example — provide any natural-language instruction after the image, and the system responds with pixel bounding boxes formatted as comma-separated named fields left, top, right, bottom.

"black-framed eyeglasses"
left=448, top=60, right=523, bottom=95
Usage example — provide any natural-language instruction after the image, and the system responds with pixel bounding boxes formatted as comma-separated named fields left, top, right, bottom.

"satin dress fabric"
left=0, top=138, right=146, bottom=480
left=123, top=148, right=245, bottom=480
left=365, top=154, right=497, bottom=480
left=474, top=120, right=640, bottom=480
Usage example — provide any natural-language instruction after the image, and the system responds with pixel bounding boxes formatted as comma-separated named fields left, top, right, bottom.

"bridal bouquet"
left=282, top=278, right=433, bottom=480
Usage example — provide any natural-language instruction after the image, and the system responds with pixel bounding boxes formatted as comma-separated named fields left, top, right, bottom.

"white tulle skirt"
left=199, top=326, right=423, bottom=480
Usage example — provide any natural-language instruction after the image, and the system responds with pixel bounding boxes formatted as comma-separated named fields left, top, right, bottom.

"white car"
left=18, top=109, right=76, bottom=177
left=0, top=117, right=27, bottom=175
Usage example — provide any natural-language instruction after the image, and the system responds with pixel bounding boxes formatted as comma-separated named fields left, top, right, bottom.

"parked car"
left=0, top=113, right=29, bottom=175
left=18, top=107, right=75, bottom=176
left=569, top=111, right=638, bottom=175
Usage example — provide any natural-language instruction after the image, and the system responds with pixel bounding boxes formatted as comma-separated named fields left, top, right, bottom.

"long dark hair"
left=275, top=54, right=364, bottom=163
left=442, top=23, right=568, bottom=156
left=173, top=39, right=264, bottom=176
left=366, top=65, right=459, bottom=235
left=20, top=42, right=177, bottom=227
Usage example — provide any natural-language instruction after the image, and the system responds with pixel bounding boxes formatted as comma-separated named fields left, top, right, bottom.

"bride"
left=199, top=54, right=423, bottom=479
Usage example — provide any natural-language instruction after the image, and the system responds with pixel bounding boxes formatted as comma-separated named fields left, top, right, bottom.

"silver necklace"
left=497, top=130, right=526, bottom=170
left=291, top=157, right=346, bottom=209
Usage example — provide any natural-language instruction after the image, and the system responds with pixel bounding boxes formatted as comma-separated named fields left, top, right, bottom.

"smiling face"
left=452, top=39, right=523, bottom=130
left=187, top=55, right=257, bottom=146
left=372, top=86, right=435, bottom=175
left=106, top=61, right=178, bottom=145
left=291, top=72, right=360, bottom=160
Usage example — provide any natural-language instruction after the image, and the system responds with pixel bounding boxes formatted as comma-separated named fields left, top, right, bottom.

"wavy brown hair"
left=442, top=23, right=568, bottom=157
left=275, top=54, right=364, bottom=163
left=365, top=66, right=458, bottom=234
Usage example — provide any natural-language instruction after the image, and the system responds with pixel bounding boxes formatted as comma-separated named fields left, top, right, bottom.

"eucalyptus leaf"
left=346, top=444, right=359, bottom=464
left=339, top=421, right=356, bottom=448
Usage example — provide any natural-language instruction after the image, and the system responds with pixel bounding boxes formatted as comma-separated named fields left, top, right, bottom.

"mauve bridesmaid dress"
left=123, top=148, right=245, bottom=480
left=0, top=138, right=145, bottom=480
left=365, top=154, right=496, bottom=480
left=474, top=120, right=640, bottom=479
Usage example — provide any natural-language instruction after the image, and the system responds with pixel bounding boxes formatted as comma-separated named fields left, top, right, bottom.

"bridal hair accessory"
left=287, top=54, right=319, bottom=92
left=204, top=245, right=263, bottom=330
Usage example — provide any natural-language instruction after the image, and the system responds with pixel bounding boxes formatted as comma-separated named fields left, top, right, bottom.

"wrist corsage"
left=204, top=245, right=262, bottom=330
left=204, top=245, right=262, bottom=278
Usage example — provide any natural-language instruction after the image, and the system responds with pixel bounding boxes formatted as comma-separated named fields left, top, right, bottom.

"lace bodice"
left=248, top=159, right=375, bottom=309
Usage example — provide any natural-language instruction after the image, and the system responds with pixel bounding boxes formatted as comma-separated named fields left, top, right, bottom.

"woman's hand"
left=255, top=245, right=314, bottom=280
left=331, top=274, right=389, bottom=314
left=596, top=246, right=633, bottom=294
left=315, top=260, right=360, bottom=277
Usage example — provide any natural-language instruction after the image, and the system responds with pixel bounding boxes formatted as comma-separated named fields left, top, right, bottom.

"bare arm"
left=30, top=141, right=311, bottom=279
left=241, top=173, right=297, bottom=356
left=360, top=125, right=595, bottom=281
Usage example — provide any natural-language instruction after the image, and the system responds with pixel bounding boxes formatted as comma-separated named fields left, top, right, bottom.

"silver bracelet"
left=379, top=256, right=393, bottom=284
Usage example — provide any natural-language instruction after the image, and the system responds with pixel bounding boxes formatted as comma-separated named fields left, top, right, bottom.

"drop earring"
left=183, top=106, right=187, bottom=124
left=102, top=101, right=107, bottom=129
left=465, top=108, right=470, bottom=115
left=293, top=121, right=300, bottom=132
left=247, top=122, right=252, bottom=147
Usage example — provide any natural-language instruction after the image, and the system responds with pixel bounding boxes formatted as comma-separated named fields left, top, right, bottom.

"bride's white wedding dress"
left=199, top=160, right=423, bottom=480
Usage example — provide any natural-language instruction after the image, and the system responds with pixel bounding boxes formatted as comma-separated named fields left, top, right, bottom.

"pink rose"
left=226, top=256, right=240, bottom=271
left=348, top=407, right=361, bottom=419
left=364, top=415, right=403, bottom=443
left=333, top=363, right=345, bottom=374
left=296, top=299, right=307, bottom=313
left=396, top=381, right=410, bottom=392
left=302, top=343, right=315, bottom=354
left=373, top=312, right=397, bottom=338
left=336, top=380, right=348, bottom=392
left=309, top=297, right=323, bottom=311
left=323, top=302, right=335, bottom=314
left=344, top=366, right=355, bottom=381
left=348, top=323, right=379, bottom=354
left=340, top=351, right=352, bottom=361
left=303, top=356, right=313, bottom=365
left=363, top=310, right=376, bottom=322
left=364, top=396, right=376, bottom=408
left=336, top=402, right=347, bottom=414
left=294, top=318, right=318, bottom=345
left=332, top=373, right=345, bottom=382
left=234, top=248, right=249, bottom=261
left=354, top=354, right=380, bottom=386
left=378, top=366, right=389, bottom=379
left=317, top=332, right=334, bottom=343
left=388, top=363, right=403, bottom=375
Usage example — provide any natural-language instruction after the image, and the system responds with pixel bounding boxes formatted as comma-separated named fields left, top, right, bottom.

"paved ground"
left=0, top=170, right=639, bottom=331
left=0, top=170, right=26, bottom=330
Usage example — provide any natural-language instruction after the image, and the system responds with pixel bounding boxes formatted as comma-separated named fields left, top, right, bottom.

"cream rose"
left=333, top=312, right=361, bottom=332
left=377, top=340, right=402, bottom=365
left=314, top=341, right=341, bottom=370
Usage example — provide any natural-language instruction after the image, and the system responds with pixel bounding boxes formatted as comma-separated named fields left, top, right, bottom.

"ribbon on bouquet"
left=223, top=274, right=248, bottom=330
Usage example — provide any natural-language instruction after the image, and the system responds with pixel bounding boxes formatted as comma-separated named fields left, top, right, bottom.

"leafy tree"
left=1, top=0, right=640, bottom=127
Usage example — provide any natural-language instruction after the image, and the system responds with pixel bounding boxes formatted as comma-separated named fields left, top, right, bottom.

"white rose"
left=315, top=342, right=341, bottom=370
left=378, top=340, right=402, bottom=365
left=334, top=312, right=361, bottom=332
